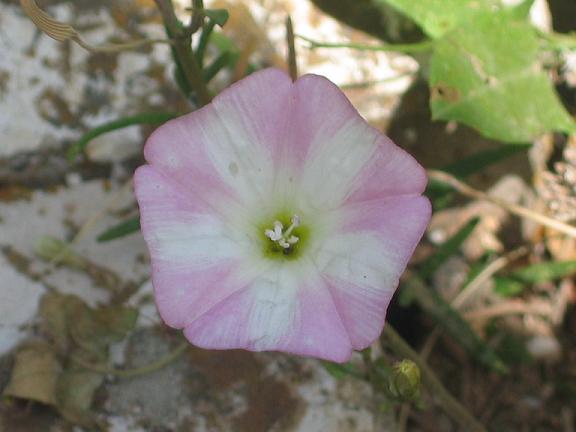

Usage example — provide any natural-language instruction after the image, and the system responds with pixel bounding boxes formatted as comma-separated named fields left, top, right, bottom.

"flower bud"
left=389, top=359, right=421, bottom=401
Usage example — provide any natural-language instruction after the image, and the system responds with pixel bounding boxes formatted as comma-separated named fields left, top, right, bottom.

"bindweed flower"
left=134, top=68, right=430, bottom=362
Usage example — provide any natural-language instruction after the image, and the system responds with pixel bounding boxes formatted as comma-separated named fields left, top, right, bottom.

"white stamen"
left=264, top=215, right=301, bottom=250
left=273, top=221, right=283, bottom=239
left=287, top=236, right=299, bottom=244
left=264, top=229, right=278, bottom=241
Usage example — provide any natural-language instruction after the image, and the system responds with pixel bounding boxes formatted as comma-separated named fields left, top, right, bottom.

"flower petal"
left=183, top=262, right=353, bottom=362
left=134, top=165, right=251, bottom=328
left=143, top=69, right=294, bottom=207
left=291, top=74, right=427, bottom=209
left=313, top=196, right=431, bottom=349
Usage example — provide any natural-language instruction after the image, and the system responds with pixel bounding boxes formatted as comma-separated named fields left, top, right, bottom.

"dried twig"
left=72, top=340, right=188, bottom=377
left=463, top=300, right=553, bottom=322
left=452, top=246, right=529, bottom=309
left=428, top=170, right=576, bottom=239
left=20, top=0, right=171, bottom=53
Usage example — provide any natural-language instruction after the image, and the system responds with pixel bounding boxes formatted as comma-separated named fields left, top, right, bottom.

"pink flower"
left=134, top=68, right=430, bottom=362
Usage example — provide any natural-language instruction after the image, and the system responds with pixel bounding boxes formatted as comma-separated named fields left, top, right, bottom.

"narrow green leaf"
left=493, top=276, right=526, bottom=297
left=196, top=20, right=216, bottom=68
left=204, top=9, right=230, bottom=27
left=97, top=217, right=140, bottom=242
left=442, top=145, right=530, bottom=178
left=419, top=217, right=480, bottom=279
left=405, top=276, right=508, bottom=373
left=67, top=112, right=179, bottom=161
left=509, top=260, right=576, bottom=283
left=494, top=333, right=532, bottom=365
left=426, top=145, right=529, bottom=210
left=203, top=52, right=231, bottom=83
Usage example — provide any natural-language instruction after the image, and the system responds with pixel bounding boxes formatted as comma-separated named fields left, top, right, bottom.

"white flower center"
left=264, top=215, right=301, bottom=249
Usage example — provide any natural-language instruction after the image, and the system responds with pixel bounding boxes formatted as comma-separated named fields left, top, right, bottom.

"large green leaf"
left=429, top=13, right=576, bottom=143
left=376, top=0, right=500, bottom=38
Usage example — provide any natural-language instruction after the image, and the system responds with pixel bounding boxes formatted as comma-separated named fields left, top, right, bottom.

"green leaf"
left=419, top=217, right=480, bottom=279
left=429, top=13, right=576, bottom=143
left=376, top=0, right=500, bottom=38
left=506, top=0, right=535, bottom=20
left=509, top=260, right=576, bottom=283
left=67, top=112, right=179, bottom=160
left=97, top=216, right=140, bottom=242
left=204, top=8, right=229, bottom=27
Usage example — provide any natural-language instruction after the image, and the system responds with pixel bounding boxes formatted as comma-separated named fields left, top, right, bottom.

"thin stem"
left=75, top=37, right=173, bottom=53
left=463, top=300, right=552, bottom=322
left=428, top=170, right=576, bottom=239
left=154, top=0, right=211, bottom=106
left=297, top=34, right=434, bottom=54
left=286, top=16, right=298, bottom=81
left=186, top=0, right=204, bottom=36
left=197, top=20, right=216, bottom=68
left=72, top=341, right=188, bottom=378
left=382, top=326, right=487, bottom=432
left=538, top=29, right=576, bottom=51
left=340, top=72, right=415, bottom=89
left=452, top=246, right=528, bottom=309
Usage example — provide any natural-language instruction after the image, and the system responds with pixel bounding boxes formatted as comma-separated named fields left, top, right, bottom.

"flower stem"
left=428, top=170, right=576, bottom=239
left=186, top=0, right=204, bottom=35
left=154, top=0, right=211, bottom=106
left=382, top=326, right=487, bottom=432
left=297, top=34, right=434, bottom=54
left=72, top=341, right=189, bottom=378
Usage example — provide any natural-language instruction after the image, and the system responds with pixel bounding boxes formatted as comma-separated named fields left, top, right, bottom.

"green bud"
left=389, top=359, right=421, bottom=401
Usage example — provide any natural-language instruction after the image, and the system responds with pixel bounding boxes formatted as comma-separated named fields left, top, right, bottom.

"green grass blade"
left=405, top=276, right=508, bottom=373
left=67, top=112, right=179, bottom=161
left=509, top=260, right=576, bottom=283
left=419, top=217, right=480, bottom=279
left=97, top=217, right=140, bottom=242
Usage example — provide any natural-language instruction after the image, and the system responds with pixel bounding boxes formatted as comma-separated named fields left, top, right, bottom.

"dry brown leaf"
left=19, top=0, right=169, bottom=53
left=3, top=342, right=61, bottom=406
left=20, top=0, right=78, bottom=42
